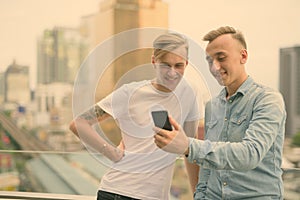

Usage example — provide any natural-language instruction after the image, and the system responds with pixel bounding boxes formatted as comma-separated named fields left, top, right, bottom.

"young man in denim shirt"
left=154, top=26, right=287, bottom=199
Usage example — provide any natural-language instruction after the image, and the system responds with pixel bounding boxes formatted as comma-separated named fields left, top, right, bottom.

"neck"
left=151, top=81, right=172, bottom=92
left=226, top=75, right=248, bottom=98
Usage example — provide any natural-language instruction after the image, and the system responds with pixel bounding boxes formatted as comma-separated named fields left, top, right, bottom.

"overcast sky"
left=1, top=0, right=300, bottom=90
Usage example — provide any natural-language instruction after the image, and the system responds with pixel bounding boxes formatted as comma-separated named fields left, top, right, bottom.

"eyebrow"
left=206, top=52, right=226, bottom=60
left=216, top=52, right=226, bottom=56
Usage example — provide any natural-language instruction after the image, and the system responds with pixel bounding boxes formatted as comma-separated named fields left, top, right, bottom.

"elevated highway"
left=0, top=111, right=50, bottom=154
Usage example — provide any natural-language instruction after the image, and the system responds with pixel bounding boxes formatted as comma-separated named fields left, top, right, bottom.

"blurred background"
left=0, top=0, right=300, bottom=199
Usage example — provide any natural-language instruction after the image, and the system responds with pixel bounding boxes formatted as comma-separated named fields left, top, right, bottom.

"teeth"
left=166, top=77, right=177, bottom=80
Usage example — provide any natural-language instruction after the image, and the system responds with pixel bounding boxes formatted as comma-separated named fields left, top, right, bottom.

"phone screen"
left=151, top=110, right=172, bottom=131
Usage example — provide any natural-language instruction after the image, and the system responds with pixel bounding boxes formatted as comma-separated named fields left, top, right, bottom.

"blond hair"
left=203, top=26, right=247, bottom=49
left=153, top=32, right=189, bottom=59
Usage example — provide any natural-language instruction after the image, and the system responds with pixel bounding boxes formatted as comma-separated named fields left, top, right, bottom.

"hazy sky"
left=1, top=0, right=300, bottom=90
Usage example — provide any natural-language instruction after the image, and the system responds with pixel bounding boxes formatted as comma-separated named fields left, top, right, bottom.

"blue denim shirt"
left=187, top=77, right=286, bottom=200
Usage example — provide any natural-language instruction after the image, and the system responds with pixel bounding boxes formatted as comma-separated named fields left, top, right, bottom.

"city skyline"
left=1, top=0, right=300, bottom=90
left=0, top=1, right=300, bottom=197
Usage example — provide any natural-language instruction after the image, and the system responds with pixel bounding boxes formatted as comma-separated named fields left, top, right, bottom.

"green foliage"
left=291, top=132, right=300, bottom=147
left=3, top=110, right=12, bottom=117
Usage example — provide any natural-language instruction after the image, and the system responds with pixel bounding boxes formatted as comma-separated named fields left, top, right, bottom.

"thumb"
left=118, top=140, right=124, bottom=149
left=169, top=116, right=180, bottom=131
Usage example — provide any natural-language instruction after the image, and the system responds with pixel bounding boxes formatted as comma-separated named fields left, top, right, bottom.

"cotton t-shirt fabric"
left=97, top=78, right=202, bottom=200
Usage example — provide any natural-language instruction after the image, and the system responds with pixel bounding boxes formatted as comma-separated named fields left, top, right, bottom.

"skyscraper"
left=279, top=46, right=300, bottom=136
left=37, top=27, right=88, bottom=84
left=0, top=72, right=4, bottom=104
left=72, top=0, right=169, bottom=146
left=4, top=60, right=30, bottom=105
left=79, top=0, right=169, bottom=99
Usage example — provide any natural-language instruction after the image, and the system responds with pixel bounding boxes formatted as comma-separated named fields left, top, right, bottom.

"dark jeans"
left=97, top=190, right=141, bottom=200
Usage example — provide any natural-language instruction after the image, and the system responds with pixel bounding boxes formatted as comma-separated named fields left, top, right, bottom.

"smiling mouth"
left=165, top=77, right=177, bottom=81
left=217, top=70, right=227, bottom=77
left=164, top=74, right=180, bottom=81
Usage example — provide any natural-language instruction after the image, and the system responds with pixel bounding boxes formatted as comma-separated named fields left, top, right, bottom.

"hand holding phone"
left=151, top=110, right=172, bottom=131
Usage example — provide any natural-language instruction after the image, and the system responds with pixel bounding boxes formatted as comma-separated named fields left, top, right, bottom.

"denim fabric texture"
left=188, top=77, right=286, bottom=200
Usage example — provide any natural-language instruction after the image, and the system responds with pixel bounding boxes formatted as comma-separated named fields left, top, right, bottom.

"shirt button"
left=224, top=118, right=227, bottom=121
left=223, top=182, right=227, bottom=186
left=193, top=159, right=197, bottom=163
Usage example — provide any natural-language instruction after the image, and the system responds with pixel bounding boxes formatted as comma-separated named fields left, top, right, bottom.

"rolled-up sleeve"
left=187, top=138, right=213, bottom=165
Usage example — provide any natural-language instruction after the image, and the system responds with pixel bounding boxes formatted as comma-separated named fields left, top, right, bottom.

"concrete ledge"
left=0, top=191, right=94, bottom=200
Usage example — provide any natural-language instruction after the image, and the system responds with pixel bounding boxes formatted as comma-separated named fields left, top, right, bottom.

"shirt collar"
left=217, top=76, right=253, bottom=100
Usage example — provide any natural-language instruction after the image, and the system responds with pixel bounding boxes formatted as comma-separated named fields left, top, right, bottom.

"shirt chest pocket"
left=205, top=120, right=220, bottom=141
left=230, top=115, right=247, bottom=125
left=229, top=115, right=248, bottom=141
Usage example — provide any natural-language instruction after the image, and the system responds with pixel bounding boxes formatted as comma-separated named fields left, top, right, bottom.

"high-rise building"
left=0, top=72, right=4, bottom=104
left=4, top=60, right=30, bottom=105
left=70, top=0, right=169, bottom=146
left=279, top=46, right=300, bottom=136
left=80, top=0, right=168, bottom=51
left=34, top=83, right=73, bottom=127
left=78, top=0, right=169, bottom=100
left=37, top=27, right=88, bottom=84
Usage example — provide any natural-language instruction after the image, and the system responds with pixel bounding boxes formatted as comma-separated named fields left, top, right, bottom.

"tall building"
left=78, top=0, right=169, bottom=100
left=70, top=0, right=169, bottom=145
left=37, top=27, right=88, bottom=84
left=279, top=46, right=300, bottom=136
left=34, top=83, right=73, bottom=127
left=0, top=72, right=4, bottom=104
left=4, top=60, right=30, bottom=105
left=80, top=0, right=168, bottom=51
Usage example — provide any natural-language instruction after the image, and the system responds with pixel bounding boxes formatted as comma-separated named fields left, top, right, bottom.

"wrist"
left=110, top=146, right=124, bottom=162
left=184, top=137, right=191, bottom=157
left=184, top=147, right=189, bottom=157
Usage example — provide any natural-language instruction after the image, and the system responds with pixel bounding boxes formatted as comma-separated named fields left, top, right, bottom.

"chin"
left=166, top=80, right=180, bottom=90
left=217, top=80, right=225, bottom=86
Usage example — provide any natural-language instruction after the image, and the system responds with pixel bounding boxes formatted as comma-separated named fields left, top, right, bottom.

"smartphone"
left=151, top=110, right=172, bottom=131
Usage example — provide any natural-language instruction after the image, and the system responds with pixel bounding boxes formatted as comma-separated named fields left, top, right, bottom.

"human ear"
left=240, top=49, right=248, bottom=64
left=151, top=55, right=156, bottom=65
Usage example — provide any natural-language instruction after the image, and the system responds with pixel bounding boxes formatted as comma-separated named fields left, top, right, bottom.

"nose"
left=168, top=67, right=179, bottom=77
left=210, top=60, right=221, bottom=71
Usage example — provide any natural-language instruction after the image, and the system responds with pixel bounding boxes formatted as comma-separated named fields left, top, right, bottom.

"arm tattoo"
left=78, top=105, right=106, bottom=122
left=94, top=105, right=106, bottom=118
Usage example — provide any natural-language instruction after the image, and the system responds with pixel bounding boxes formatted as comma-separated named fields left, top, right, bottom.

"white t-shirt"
left=97, top=78, right=202, bottom=200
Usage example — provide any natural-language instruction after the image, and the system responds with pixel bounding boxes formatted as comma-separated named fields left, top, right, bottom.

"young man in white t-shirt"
left=69, top=32, right=203, bottom=200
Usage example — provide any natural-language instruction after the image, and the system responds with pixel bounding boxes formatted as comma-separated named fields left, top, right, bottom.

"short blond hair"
left=153, top=32, right=189, bottom=59
left=203, top=26, right=247, bottom=49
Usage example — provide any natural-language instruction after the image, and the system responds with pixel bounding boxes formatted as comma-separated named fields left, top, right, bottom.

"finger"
left=153, top=126, right=161, bottom=133
left=156, top=142, right=164, bottom=149
left=153, top=127, right=167, bottom=138
left=119, top=141, right=125, bottom=150
left=168, top=116, right=180, bottom=131
left=154, top=132, right=164, bottom=142
left=154, top=134, right=165, bottom=148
